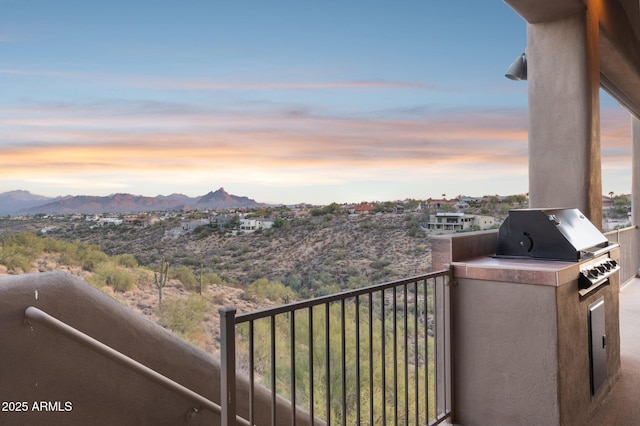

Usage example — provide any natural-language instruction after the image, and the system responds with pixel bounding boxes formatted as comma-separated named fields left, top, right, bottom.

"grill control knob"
left=609, top=259, right=618, bottom=268
left=588, top=268, right=599, bottom=278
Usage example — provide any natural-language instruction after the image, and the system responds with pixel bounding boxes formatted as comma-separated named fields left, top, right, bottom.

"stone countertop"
left=451, top=255, right=578, bottom=287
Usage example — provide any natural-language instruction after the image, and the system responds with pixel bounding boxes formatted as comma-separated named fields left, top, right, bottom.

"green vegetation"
left=87, top=262, right=137, bottom=292
left=171, top=265, right=198, bottom=290
left=0, top=232, right=106, bottom=273
left=157, top=294, right=209, bottom=345
left=243, top=278, right=296, bottom=303
left=236, top=284, right=438, bottom=424
left=310, top=203, right=343, bottom=217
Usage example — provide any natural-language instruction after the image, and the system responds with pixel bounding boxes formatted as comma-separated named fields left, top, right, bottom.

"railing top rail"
left=604, top=225, right=638, bottom=237
left=235, top=268, right=451, bottom=324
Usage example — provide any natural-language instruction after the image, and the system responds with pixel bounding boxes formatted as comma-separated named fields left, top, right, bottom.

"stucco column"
left=633, top=116, right=640, bottom=226
left=527, top=6, right=602, bottom=227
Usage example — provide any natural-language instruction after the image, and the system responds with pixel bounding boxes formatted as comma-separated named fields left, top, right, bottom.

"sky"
left=0, top=1, right=633, bottom=205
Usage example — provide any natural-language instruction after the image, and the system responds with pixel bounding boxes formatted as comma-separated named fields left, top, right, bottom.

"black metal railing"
left=220, top=268, right=453, bottom=426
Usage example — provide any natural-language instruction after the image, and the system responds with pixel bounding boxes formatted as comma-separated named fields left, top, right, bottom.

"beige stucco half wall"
left=0, top=272, right=318, bottom=426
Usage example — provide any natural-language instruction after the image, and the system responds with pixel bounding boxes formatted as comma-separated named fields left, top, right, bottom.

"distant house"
left=211, top=214, right=234, bottom=230
left=164, top=219, right=210, bottom=238
left=96, top=217, right=123, bottom=227
left=124, top=214, right=160, bottom=227
left=426, top=199, right=456, bottom=209
left=349, top=203, right=375, bottom=214
left=425, top=212, right=496, bottom=233
left=239, top=217, right=274, bottom=233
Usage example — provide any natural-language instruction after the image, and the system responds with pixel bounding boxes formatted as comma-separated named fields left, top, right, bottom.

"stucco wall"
left=0, top=272, right=317, bottom=426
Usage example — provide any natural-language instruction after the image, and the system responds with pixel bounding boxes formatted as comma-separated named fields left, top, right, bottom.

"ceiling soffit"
left=504, top=0, right=640, bottom=118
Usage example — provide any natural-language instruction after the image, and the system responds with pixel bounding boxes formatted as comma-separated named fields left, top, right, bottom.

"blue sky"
left=0, top=1, right=631, bottom=204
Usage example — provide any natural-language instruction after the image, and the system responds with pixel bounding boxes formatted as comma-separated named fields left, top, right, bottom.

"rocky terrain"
left=0, top=211, right=432, bottom=353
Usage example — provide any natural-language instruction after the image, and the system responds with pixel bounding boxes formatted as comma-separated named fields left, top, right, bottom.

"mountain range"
left=0, top=188, right=267, bottom=216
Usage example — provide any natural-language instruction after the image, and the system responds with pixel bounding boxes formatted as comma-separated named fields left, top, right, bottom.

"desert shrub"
left=10, top=232, right=46, bottom=254
left=158, top=295, right=208, bottom=336
left=0, top=247, right=33, bottom=273
left=78, top=247, right=109, bottom=272
left=202, top=272, right=224, bottom=286
left=172, top=265, right=198, bottom=290
left=243, top=278, right=295, bottom=303
left=346, top=275, right=371, bottom=289
left=115, top=254, right=138, bottom=268
left=56, top=241, right=108, bottom=272
left=333, top=249, right=346, bottom=261
left=370, top=259, right=390, bottom=270
left=85, top=271, right=106, bottom=288
left=90, top=262, right=136, bottom=292
left=0, top=232, right=48, bottom=272
left=272, top=217, right=289, bottom=229
left=42, top=237, right=74, bottom=254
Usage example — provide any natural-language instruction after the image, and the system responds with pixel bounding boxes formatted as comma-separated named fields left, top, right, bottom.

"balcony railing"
left=220, top=268, right=453, bottom=426
left=605, top=225, right=640, bottom=284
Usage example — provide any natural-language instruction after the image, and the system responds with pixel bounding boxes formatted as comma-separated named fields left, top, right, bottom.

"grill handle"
left=580, top=243, right=619, bottom=259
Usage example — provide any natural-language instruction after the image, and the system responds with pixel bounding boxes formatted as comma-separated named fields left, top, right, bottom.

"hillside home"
left=348, top=203, right=374, bottom=214
left=239, top=217, right=274, bottom=233
left=164, top=219, right=211, bottom=238
left=425, top=212, right=495, bottom=233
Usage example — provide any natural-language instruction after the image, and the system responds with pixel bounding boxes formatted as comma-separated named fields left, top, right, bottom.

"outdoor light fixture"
left=505, top=52, right=527, bottom=81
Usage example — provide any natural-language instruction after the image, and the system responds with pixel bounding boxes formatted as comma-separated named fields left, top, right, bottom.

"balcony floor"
left=588, top=278, right=640, bottom=425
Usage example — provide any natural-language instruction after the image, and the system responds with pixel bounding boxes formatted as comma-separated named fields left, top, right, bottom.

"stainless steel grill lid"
left=495, top=208, right=608, bottom=261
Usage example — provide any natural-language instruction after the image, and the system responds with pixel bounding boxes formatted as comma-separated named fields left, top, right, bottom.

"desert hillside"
left=0, top=212, right=433, bottom=353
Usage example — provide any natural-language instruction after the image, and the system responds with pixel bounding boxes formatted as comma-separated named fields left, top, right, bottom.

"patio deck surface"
left=588, top=277, right=640, bottom=425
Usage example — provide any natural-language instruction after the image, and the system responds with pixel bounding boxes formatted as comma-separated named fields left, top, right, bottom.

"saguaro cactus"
left=154, top=256, right=169, bottom=304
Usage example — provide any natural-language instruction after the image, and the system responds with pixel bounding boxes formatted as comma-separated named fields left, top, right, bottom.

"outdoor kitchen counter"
left=450, top=255, right=578, bottom=287
left=444, top=247, right=621, bottom=426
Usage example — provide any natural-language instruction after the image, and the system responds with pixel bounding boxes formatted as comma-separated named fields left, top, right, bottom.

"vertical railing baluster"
left=444, top=270, right=452, bottom=416
left=355, top=296, right=361, bottom=425
left=434, top=277, right=440, bottom=419
left=220, top=308, right=237, bottom=426
left=413, top=280, right=426, bottom=426
left=341, top=299, right=346, bottom=426
left=326, top=302, right=331, bottom=426
left=381, top=289, right=386, bottom=426
left=309, top=307, right=315, bottom=425
left=271, top=315, right=277, bottom=425
left=393, top=286, right=398, bottom=426
left=368, top=292, right=374, bottom=426
left=291, top=310, right=296, bottom=426
left=404, top=283, right=409, bottom=425
left=424, top=279, right=430, bottom=421
left=249, top=320, right=255, bottom=425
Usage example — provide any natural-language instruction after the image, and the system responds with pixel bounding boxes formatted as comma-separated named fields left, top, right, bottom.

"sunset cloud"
left=1, top=2, right=633, bottom=203
left=0, top=101, right=530, bottom=184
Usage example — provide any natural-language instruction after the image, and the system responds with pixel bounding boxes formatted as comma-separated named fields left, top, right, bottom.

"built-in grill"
left=495, top=208, right=620, bottom=291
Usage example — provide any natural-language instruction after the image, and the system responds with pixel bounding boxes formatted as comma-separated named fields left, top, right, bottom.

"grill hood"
left=495, top=208, right=609, bottom=262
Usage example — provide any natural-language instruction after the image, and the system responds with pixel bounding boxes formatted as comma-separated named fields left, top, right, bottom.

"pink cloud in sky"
left=1, top=96, right=633, bottom=201
left=0, top=105, right=529, bottom=180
